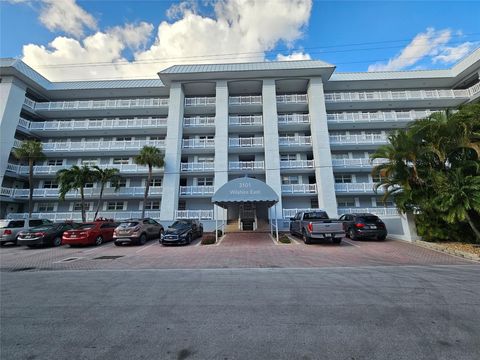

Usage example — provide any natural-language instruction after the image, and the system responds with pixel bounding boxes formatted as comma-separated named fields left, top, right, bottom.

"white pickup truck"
left=289, top=210, right=345, bottom=244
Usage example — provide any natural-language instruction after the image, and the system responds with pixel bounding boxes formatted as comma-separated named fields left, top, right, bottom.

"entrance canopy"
left=211, top=177, right=279, bottom=209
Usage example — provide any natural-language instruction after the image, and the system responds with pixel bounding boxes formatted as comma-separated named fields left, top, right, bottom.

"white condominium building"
left=1, top=50, right=479, bottom=233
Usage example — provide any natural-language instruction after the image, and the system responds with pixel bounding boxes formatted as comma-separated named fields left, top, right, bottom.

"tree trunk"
left=28, top=159, right=33, bottom=218
left=142, top=166, right=152, bottom=219
left=94, top=183, right=105, bottom=220
left=80, top=187, right=86, bottom=223
left=465, top=211, right=480, bottom=243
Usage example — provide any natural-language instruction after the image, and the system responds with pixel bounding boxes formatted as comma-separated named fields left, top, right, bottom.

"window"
left=337, top=197, right=356, bottom=207
left=37, top=203, right=55, bottom=212
left=112, top=157, right=130, bottom=165
left=84, top=182, right=94, bottom=188
left=73, top=202, right=93, bottom=211
left=281, top=154, right=296, bottom=161
left=178, top=200, right=186, bottom=210
left=372, top=175, right=384, bottom=183
left=106, top=201, right=124, bottom=210
left=282, top=176, right=299, bottom=185
left=335, top=175, right=352, bottom=183
left=145, top=201, right=160, bottom=210
left=197, top=177, right=213, bottom=186
left=47, top=159, right=63, bottom=166
left=112, top=179, right=127, bottom=188
left=331, top=153, right=349, bottom=160
left=149, top=136, right=163, bottom=141
left=29, top=219, right=45, bottom=227
left=375, top=198, right=394, bottom=207
left=149, top=178, right=162, bottom=187
left=43, top=181, right=58, bottom=189
left=198, top=157, right=214, bottom=163
left=116, top=137, right=132, bottom=142
left=81, top=159, right=98, bottom=166
left=310, top=198, right=319, bottom=209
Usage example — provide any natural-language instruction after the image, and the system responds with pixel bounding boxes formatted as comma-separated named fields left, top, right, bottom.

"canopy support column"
left=274, top=205, right=279, bottom=242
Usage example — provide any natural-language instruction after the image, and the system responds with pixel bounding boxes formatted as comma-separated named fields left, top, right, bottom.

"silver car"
left=113, top=218, right=164, bottom=246
left=0, top=219, right=53, bottom=246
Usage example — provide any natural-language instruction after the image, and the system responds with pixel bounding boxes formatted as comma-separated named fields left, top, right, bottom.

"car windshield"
left=0, top=220, right=24, bottom=228
left=303, top=212, right=328, bottom=220
left=358, top=216, right=379, bottom=223
left=119, top=222, right=139, bottom=227
left=77, top=224, right=95, bottom=230
left=29, top=224, right=57, bottom=232
left=170, top=220, right=190, bottom=228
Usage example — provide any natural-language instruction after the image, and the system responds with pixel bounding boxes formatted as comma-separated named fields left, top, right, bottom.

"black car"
left=17, top=222, right=80, bottom=248
left=161, top=219, right=203, bottom=245
left=339, top=213, right=387, bottom=241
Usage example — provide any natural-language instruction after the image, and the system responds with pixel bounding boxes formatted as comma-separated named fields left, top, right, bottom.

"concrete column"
left=400, top=213, right=421, bottom=242
left=160, top=82, right=184, bottom=222
left=308, top=77, right=338, bottom=217
left=214, top=81, right=229, bottom=221
left=0, top=77, right=27, bottom=187
left=262, top=79, right=283, bottom=220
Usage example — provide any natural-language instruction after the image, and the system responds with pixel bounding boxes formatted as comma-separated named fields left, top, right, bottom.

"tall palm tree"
left=91, top=166, right=121, bottom=220
left=13, top=140, right=45, bottom=218
left=134, top=146, right=164, bottom=218
left=56, top=165, right=96, bottom=222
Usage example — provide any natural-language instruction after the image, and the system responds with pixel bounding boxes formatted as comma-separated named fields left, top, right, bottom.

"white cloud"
left=432, top=42, right=475, bottom=64
left=20, top=0, right=313, bottom=80
left=276, top=52, right=311, bottom=61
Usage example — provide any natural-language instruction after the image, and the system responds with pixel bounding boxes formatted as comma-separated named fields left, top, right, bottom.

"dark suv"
left=339, top=213, right=387, bottom=241
left=161, top=219, right=203, bottom=245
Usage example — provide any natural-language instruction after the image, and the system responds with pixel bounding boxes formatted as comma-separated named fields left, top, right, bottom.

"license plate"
left=370, top=226, right=377, bottom=229
left=71, top=235, right=77, bottom=238
left=324, top=233, right=331, bottom=237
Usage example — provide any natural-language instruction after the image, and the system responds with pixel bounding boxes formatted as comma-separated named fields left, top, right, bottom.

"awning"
left=211, top=177, right=279, bottom=209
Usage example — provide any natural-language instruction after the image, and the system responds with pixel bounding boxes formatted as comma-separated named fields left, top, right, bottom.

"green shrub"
left=278, top=233, right=291, bottom=244
left=201, top=233, right=216, bottom=245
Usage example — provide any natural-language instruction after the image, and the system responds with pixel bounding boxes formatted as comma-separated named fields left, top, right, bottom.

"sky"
left=0, top=0, right=479, bottom=81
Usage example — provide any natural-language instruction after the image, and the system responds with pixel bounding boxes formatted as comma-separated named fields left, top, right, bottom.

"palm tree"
left=56, top=165, right=96, bottom=222
left=91, top=166, right=121, bottom=220
left=13, top=140, right=45, bottom=218
left=134, top=146, right=164, bottom=218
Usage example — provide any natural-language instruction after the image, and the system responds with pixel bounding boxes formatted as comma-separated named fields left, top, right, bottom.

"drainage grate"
left=93, top=255, right=124, bottom=260
left=59, top=257, right=81, bottom=263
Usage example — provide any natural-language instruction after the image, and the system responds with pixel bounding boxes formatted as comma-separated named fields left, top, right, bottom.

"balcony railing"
left=332, top=158, right=387, bottom=168
left=179, top=186, right=214, bottom=196
left=324, top=89, right=469, bottom=103
left=276, top=94, right=308, bottom=104
left=2, top=186, right=163, bottom=199
left=327, top=110, right=434, bottom=123
left=184, top=97, right=215, bottom=106
left=229, top=161, right=265, bottom=170
left=334, top=183, right=381, bottom=193
left=180, top=162, right=215, bottom=172
left=281, top=184, right=317, bottom=194
left=17, top=117, right=30, bottom=129
left=468, top=82, right=480, bottom=97
left=42, top=139, right=165, bottom=152
left=33, top=98, right=169, bottom=111
left=6, top=211, right=162, bottom=221
left=13, top=139, right=23, bottom=148
left=278, top=114, right=310, bottom=124
left=175, top=210, right=214, bottom=220
left=183, top=116, right=215, bottom=127
left=228, top=115, right=263, bottom=126
left=26, top=117, right=167, bottom=131
left=229, top=95, right=262, bottom=105
left=337, top=207, right=399, bottom=217
left=229, top=137, right=264, bottom=148
left=280, top=160, right=314, bottom=169
left=1, top=187, right=15, bottom=197
left=23, top=97, right=36, bottom=109
left=6, top=163, right=157, bottom=175
left=182, top=138, right=215, bottom=148
left=329, top=134, right=388, bottom=145
left=278, top=136, right=312, bottom=147
left=282, top=208, right=318, bottom=219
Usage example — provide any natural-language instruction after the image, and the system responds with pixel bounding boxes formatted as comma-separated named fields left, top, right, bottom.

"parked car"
left=17, top=222, right=80, bottom=248
left=289, top=210, right=344, bottom=244
left=161, top=219, right=203, bottom=245
left=113, top=218, right=164, bottom=246
left=339, top=213, right=387, bottom=241
left=0, top=218, right=53, bottom=246
left=63, top=220, right=118, bottom=246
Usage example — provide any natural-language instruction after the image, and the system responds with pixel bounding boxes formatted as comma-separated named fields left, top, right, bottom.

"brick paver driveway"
left=0, top=232, right=475, bottom=271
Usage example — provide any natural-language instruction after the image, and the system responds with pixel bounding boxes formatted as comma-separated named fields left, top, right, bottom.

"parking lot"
left=0, top=233, right=475, bottom=272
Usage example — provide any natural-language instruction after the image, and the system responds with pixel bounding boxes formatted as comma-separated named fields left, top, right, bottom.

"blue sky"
left=1, top=0, right=479, bottom=80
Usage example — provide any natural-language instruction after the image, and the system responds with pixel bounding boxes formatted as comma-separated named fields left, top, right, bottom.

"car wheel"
left=94, top=236, right=103, bottom=246
left=114, top=242, right=121, bottom=247
left=186, top=234, right=192, bottom=245
left=53, top=237, right=62, bottom=247
left=378, top=235, right=386, bottom=241
left=0, top=242, right=6, bottom=247
left=139, top=234, right=147, bottom=245
left=302, top=230, right=311, bottom=245
left=348, top=228, right=357, bottom=241
left=332, top=238, right=342, bottom=244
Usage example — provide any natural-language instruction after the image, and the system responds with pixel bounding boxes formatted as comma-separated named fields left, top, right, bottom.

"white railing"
left=468, top=82, right=480, bottom=97
left=175, top=210, right=214, bottom=220
left=18, top=117, right=31, bottom=129
left=23, top=97, right=36, bottom=109
left=1, top=187, right=15, bottom=197
left=282, top=208, right=318, bottom=219
left=184, top=97, right=216, bottom=106
left=229, top=137, right=264, bottom=147
left=6, top=163, right=156, bottom=175
left=278, top=136, right=312, bottom=147
left=337, top=207, right=399, bottom=217
left=13, top=139, right=23, bottom=148
left=281, top=184, right=317, bottom=194
left=183, top=116, right=215, bottom=127
left=180, top=162, right=215, bottom=172
left=332, top=158, right=387, bottom=168
left=228, top=115, right=263, bottom=126
left=280, top=160, right=315, bottom=169
left=42, top=139, right=165, bottom=152
left=334, top=183, right=381, bottom=193
left=276, top=94, right=308, bottom=104
left=278, top=113, right=310, bottom=124
left=329, top=134, right=388, bottom=145
left=229, top=95, right=262, bottom=105
left=327, top=110, right=434, bottom=123
left=182, top=138, right=215, bottom=148
left=26, top=117, right=167, bottom=131
left=324, top=89, right=469, bottom=103
left=2, top=186, right=163, bottom=199
left=6, top=211, right=162, bottom=221
left=179, top=186, right=215, bottom=196
left=229, top=161, right=265, bottom=170
left=33, top=98, right=169, bottom=111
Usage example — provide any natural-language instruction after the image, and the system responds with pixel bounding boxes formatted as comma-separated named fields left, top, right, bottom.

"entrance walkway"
left=220, top=232, right=275, bottom=247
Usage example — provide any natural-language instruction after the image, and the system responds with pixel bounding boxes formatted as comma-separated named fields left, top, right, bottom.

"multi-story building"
left=1, top=50, right=479, bottom=237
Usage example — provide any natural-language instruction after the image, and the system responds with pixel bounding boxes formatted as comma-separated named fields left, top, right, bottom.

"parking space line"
left=135, top=243, right=156, bottom=253
left=343, top=239, right=361, bottom=248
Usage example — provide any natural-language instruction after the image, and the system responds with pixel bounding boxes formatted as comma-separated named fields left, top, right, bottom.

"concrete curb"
left=414, top=240, right=480, bottom=262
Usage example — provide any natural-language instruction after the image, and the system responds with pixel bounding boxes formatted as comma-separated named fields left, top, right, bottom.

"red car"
left=62, top=220, right=118, bottom=246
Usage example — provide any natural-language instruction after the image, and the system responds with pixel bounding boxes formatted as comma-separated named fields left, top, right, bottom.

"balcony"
left=228, top=115, right=263, bottom=127
left=1, top=186, right=163, bottom=199
left=327, top=110, right=434, bottom=129
left=329, top=134, right=388, bottom=148
left=281, top=184, right=317, bottom=194
left=337, top=207, right=399, bottom=217
left=180, top=162, right=215, bottom=172
left=229, top=161, right=265, bottom=171
left=276, top=94, right=308, bottom=104
left=334, top=183, right=382, bottom=193
left=278, top=136, right=312, bottom=148
left=6, top=211, right=162, bottom=221
left=332, top=158, right=387, bottom=169
left=179, top=186, right=214, bottom=196
left=278, top=113, right=310, bottom=125
left=23, top=97, right=36, bottom=109
left=6, top=163, right=158, bottom=176
left=184, top=97, right=216, bottom=106
left=280, top=160, right=314, bottom=172
left=183, top=116, right=215, bottom=127
left=42, top=139, right=166, bottom=154
left=175, top=210, right=214, bottom=220
left=229, top=95, right=262, bottom=105
left=228, top=137, right=264, bottom=152
left=182, top=138, right=215, bottom=152
left=13, top=139, right=23, bottom=148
